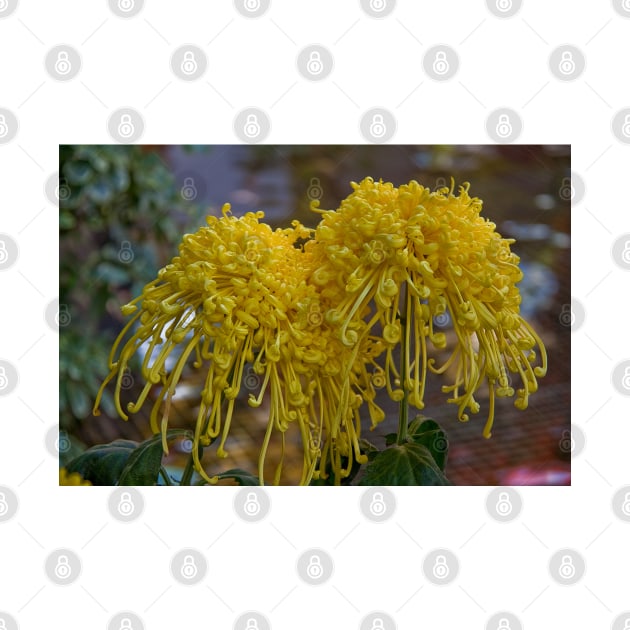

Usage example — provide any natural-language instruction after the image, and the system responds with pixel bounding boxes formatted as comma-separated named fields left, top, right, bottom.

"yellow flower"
left=94, top=206, right=333, bottom=485
left=308, top=177, right=547, bottom=438
left=59, top=467, right=92, bottom=486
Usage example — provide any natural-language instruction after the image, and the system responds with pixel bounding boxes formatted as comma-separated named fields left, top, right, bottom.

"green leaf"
left=65, top=439, right=138, bottom=486
left=118, top=434, right=165, bottom=486
left=64, top=430, right=190, bottom=486
left=384, top=432, right=397, bottom=447
left=118, top=430, right=193, bottom=486
left=213, top=469, right=260, bottom=486
left=359, top=442, right=451, bottom=486
left=407, top=417, right=449, bottom=472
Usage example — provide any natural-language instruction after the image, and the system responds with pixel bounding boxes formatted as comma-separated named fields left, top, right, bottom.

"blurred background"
left=59, top=144, right=570, bottom=485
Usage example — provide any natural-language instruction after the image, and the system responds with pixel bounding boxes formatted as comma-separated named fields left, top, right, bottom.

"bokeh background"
left=59, top=144, right=570, bottom=485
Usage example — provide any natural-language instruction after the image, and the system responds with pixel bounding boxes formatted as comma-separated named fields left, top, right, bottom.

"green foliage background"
left=59, top=145, right=196, bottom=433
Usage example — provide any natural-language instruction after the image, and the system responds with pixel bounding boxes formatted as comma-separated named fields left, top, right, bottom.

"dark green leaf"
left=65, top=439, right=138, bottom=486
left=384, top=432, right=397, bottom=447
left=358, top=438, right=379, bottom=458
left=117, top=434, right=166, bottom=486
left=359, top=442, right=450, bottom=486
left=407, top=417, right=449, bottom=472
left=118, top=430, right=193, bottom=486
left=213, top=469, right=260, bottom=485
left=65, top=430, right=190, bottom=486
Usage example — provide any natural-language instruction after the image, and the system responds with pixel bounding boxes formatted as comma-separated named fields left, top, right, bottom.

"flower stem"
left=159, top=467, right=174, bottom=486
left=180, top=450, right=196, bottom=486
left=397, top=282, right=409, bottom=445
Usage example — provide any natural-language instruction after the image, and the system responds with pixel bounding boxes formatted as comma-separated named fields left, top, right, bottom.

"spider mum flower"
left=308, top=177, right=547, bottom=438
left=59, top=467, right=92, bottom=486
left=94, top=205, right=328, bottom=485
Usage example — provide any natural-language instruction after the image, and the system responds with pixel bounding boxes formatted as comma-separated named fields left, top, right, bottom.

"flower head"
left=308, top=177, right=547, bottom=438
left=94, top=205, right=329, bottom=485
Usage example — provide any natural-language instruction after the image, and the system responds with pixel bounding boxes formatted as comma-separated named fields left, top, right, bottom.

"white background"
left=1, top=1, right=629, bottom=629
